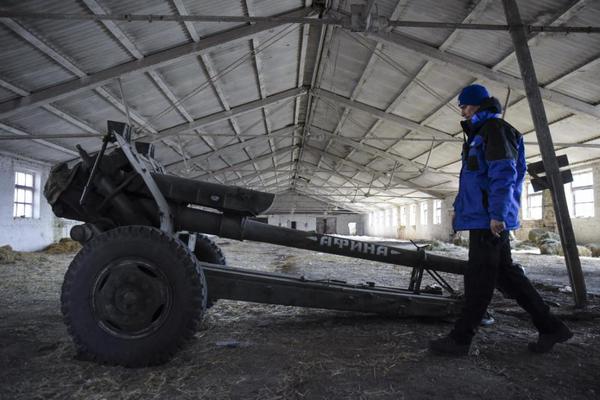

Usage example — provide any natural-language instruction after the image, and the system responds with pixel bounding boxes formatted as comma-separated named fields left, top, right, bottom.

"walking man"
left=429, top=84, right=572, bottom=355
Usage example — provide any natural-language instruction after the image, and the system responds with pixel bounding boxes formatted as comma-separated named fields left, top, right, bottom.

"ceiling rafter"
left=189, top=145, right=296, bottom=179
left=312, top=88, right=454, bottom=140
left=295, top=163, right=396, bottom=206
left=339, top=62, right=429, bottom=177
left=330, top=0, right=480, bottom=188
left=0, top=122, right=78, bottom=156
left=292, top=18, right=331, bottom=189
left=491, top=0, right=591, bottom=73
left=79, top=0, right=226, bottom=180
left=220, top=161, right=295, bottom=186
left=307, top=125, right=455, bottom=178
left=165, top=124, right=300, bottom=169
left=313, top=41, right=383, bottom=170
left=0, top=6, right=313, bottom=120
left=243, top=0, right=278, bottom=186
left=0, top=18, right=160, bottom=136
left=359, top=0, right=599, bottom=181
left=365, top=28, right=600, bottom=120
left=171, top=0, right=262, bottom=183
left=299, top=158, right=370, bottom=195
left=303, top=143, right=444, bottom=198
left=294, top=188, right=365, bottom=213
left=151, top=87, right=307, bottom=140
left=545, top=56, right=600, bottom=90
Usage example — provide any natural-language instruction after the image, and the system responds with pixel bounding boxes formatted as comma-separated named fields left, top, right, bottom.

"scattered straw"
left=43, top=238, right=81, bottom=254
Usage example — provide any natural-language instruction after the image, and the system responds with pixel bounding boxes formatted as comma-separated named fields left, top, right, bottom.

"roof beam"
left=492, top=0, right=591, bottom=72
left=314, top=40, right=382, bottom=170
left=294, top=21, right=310, bottom=126
left=292, top=20, right=330, bottom=189
left=339, top=63, right=430, bottom=172
left=303, top=144, right=443, bottom=197
left=190, top=145, right=296, bottom=179
left=364, top=30, right=600, bottom=119
left=299, top=158, right=370, bottom=195
left=312, top=88, right=453, bottom=140
left=244, top=0, right=275, bottom=152
left=165, top=124, right=301, bottom=168
left=0, top=7, right=312, bottom=120
left=222, top=161, right=296, bottom=185
left=0, top=18, right=160, bottom=136
left=171, top=0, right=253, bottom=180
left=545, top=56, right=600, bottom=89
left=304, top=151, right=437, bottom=201
left=438, top=0, right=494, bottom=52
left=81, top=0, right=144, bottom=59
left=295, top=189, right=365, bottom=213
left=0, top=75, right=103, bottom=135
left=307, top=125, right=454, bottom=178
left=151, top=86, right=307, bottom=140
left=0, top=122, right=79, bottom=156
left=362, top=1, right=595, bottom=175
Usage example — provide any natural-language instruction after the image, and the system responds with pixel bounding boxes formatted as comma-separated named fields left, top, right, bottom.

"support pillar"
left=502, top=0, right=587, bottom=307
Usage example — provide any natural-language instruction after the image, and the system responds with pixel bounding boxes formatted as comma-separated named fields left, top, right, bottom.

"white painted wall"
left=0, top=153, right=57, bottom=251
left=363, top=198, right=454, bottom=241
left=334, top=214, right=364, bottom=235
left=363, top=163, right=600, bottom=245
left=267, top=214, right=364, bottom=234
left=517, top=163, right=600, bottom=245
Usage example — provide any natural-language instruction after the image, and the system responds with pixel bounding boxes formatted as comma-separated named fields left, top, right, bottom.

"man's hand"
left=490, top=219, right=505, bottom=237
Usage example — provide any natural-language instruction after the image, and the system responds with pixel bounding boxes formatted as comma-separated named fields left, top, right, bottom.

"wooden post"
left=502, top=0, right=587, bottom=307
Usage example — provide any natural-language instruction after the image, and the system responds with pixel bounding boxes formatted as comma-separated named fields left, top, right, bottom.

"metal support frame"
left=2, top=10, right=599, bottom=34
left=0, top=7, right=313, bottom=120
left=365, top=30, right=600, bottom=120
left=112, top=123, right=174, bottom=234
left=502, top=0, right=587, bottom=308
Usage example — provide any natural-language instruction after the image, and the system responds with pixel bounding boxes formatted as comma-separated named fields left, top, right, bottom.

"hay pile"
left=528, top=228, right=597, bottom=257
left=0, top=245, right=18, bottom=264
left=43, top=238, right=81, bottom=254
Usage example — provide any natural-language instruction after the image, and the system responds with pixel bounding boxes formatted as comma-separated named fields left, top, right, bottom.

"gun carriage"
left=45, top=121, right=467, bottom=366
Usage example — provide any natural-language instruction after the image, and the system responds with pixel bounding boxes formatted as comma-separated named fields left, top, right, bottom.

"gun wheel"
left=179, top=233, right=226, bottom=308
left=61, top=225, right=206, bottom=367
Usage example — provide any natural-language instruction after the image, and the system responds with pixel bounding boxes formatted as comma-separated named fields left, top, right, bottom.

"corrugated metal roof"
left=0, top=24, right=74, bottom=92
left=100, top=0, right=190, bottom=54
left=6, top=0, right=134, bottom=74
left=0, top=0, right=599, bottom=214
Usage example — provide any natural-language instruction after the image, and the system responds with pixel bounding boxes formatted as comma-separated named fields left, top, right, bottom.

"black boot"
left=429, top=335, right=470, bottom=356
left=528, top=323, right=573, bottom=353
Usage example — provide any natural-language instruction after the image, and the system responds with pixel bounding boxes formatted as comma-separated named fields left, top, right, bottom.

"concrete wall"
left=0, top=154, right=57, bottom=251
left=363, top=198, right=454, bottom=241
left=266, top=214, right=364, bottom=235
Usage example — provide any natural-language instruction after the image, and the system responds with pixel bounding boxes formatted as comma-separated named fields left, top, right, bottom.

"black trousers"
left=450, top=229, right=562, bottom=344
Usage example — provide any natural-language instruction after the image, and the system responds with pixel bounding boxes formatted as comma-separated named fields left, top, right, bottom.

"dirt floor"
left=1, top=237, right=600, bottom=400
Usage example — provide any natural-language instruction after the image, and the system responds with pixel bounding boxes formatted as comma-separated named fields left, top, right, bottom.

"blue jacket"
left=453, top=97, right=526, bottom=231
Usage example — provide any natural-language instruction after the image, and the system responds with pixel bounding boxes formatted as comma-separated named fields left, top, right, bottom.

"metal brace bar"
left=113, top=124, right=174, bottom=234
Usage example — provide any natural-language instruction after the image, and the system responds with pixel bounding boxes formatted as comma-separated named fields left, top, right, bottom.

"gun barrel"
left=176, top=206, right=467, bottom=275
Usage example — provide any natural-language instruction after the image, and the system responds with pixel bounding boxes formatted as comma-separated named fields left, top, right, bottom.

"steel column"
left=503, top=0, right=587, bottom=307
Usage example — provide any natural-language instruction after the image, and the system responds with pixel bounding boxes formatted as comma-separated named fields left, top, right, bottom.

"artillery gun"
left=44, top=121, right=467, bottom=367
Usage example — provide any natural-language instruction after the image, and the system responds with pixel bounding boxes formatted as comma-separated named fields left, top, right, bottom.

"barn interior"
left=1, top=1, right=600, bottom=399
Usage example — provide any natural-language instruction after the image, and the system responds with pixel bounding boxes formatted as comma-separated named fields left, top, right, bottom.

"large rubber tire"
left=61, top=226, right=207, bottom=367
left=178, top=233, right=226, bottom=308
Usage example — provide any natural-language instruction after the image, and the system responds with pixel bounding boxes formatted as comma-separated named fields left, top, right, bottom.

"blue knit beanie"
left=458, top=84, right=490, bottom=107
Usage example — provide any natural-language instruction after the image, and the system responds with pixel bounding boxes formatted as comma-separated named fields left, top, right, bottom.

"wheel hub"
left=92, top=258, right=172, bottom=338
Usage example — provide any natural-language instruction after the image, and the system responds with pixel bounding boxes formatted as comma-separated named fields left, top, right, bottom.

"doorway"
left=316, top=217, right=337, bottom=234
